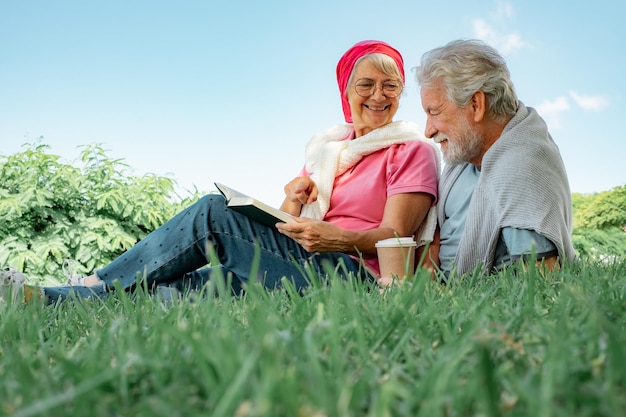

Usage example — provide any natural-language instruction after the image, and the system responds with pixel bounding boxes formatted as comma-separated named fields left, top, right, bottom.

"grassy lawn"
left=1, top=259, right=625, bottom=417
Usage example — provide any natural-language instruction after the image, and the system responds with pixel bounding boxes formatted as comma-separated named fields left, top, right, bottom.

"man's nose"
left=424, top=118, right=437, bottom=139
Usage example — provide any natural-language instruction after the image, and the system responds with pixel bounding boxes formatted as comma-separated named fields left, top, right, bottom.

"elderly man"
left=415, top=39, right=577, bottom=279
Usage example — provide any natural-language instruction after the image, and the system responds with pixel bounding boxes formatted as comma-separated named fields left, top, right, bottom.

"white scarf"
left=301, top=120, right=440, bottom=246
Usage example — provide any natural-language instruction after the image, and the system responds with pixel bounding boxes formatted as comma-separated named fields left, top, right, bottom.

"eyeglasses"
left=352, top=79, right=403, bottom=98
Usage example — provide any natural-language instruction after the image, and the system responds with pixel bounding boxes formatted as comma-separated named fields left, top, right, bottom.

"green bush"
left=0, top=141, right=201, bottom=285
left=572, top=187, right=626, bottom=260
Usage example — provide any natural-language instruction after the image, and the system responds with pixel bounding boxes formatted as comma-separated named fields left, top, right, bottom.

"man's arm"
left=500, top=227, right=560, bottom=273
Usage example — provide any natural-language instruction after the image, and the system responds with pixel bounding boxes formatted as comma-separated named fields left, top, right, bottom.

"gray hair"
left=347, top=53, right=404, bottom=89
left=414, top=39, right=518, bottom=121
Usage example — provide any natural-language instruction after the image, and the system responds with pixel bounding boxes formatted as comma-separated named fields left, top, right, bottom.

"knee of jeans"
left=196, top=194, right=228, bottom=213
left=200, top=194, right=228, bottom=211
left=201, top=194, right=234, bottom=225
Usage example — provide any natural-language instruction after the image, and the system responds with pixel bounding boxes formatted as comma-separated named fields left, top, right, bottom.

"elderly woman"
left=20, top=40, right=439, bottom=302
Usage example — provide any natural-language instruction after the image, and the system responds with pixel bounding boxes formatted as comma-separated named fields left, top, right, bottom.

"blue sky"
left=2, top=0, right=624, bottom=207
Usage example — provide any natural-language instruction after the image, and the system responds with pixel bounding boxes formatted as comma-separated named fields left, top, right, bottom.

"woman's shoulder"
left=395, top=137, right=439, bottom=160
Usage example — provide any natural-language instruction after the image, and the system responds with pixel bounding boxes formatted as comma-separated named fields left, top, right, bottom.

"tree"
left=0, top=141, right=201, bottom=285
left=572, top=185, right=626, bottom=260
left=574, top=185, right=626, bottom=230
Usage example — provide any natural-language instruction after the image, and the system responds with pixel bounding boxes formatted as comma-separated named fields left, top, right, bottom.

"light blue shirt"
left=439, top=164, right=479, bottom=276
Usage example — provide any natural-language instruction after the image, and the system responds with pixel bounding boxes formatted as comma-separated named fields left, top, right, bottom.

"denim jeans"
left=43, top=195, right=370, bottom=302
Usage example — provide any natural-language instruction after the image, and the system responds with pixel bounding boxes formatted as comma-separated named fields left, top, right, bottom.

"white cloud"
left=473, top=19, right=495, bottom=40
left=536, top=96, right=570, bottom=114
left=493, top=1, right=514, bottom=19
left=569, top=91, right=610, bottom=110
left=499, top=33, right=525, bottom=54
left=533, top=92, right=610, bottom=130
left=535, top=96, right=570, bottom=129
left=472, top=2, right=526, bottom=55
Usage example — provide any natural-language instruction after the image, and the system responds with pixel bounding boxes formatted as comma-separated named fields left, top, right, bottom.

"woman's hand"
left=276, top=218, right=349, bottom=253
left=283, top=177, right=318, bottom=205
left=279, top=177, right=318, bottom=216
left=279, top=191, right=435, bottom=259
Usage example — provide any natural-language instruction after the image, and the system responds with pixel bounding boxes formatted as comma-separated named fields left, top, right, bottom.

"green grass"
left=1, top=259, right=625, bottom=417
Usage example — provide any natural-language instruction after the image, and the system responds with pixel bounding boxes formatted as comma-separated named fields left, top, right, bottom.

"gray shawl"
left=438, top=102, right=576, bottom=276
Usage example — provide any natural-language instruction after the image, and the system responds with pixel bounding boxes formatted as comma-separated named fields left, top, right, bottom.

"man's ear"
left=470, top=91, right=487, bottom=122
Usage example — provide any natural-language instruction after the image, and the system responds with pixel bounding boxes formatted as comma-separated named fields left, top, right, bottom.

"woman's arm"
left=276, top=192, right=433, bottom=258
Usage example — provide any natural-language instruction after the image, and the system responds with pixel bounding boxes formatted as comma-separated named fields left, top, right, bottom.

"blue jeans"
left=43, top=195, right=369, bottom=302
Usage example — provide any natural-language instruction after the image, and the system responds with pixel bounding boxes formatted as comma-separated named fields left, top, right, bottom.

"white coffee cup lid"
left=375, top=237, right=417, bottom=248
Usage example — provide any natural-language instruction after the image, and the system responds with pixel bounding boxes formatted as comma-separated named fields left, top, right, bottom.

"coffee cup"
left=375, top=237, right=417, bottom=282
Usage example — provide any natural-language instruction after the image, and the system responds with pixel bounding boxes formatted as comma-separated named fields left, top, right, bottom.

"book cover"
left=214, top=182, right=295, bottom=227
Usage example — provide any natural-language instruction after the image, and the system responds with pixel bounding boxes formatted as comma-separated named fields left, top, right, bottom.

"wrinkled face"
left=420, top=80, right=483, bottom=165
left=348, top=59, right=400, bottom=137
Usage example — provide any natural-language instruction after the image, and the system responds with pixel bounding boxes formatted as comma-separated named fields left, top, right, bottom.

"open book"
left=214, top=182, right=295, bottom=227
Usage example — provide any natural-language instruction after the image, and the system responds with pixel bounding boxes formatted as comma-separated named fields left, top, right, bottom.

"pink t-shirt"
left=302, top=139, right=439, bottom=276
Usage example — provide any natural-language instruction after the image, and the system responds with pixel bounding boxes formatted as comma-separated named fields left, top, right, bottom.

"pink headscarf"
left=336, top=40, right=405, bottom=123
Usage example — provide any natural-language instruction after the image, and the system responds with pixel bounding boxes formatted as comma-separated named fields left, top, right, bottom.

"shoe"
left=156, top=285, right=182, bottom=304
left=0, top=267, right=29, bottom=303
left=23, top=285, right=44, bottom=303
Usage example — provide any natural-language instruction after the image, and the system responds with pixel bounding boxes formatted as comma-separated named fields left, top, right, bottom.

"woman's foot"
left=63, top=260, right=104, bottom=287
left=66, top=274, right=103, bottom=287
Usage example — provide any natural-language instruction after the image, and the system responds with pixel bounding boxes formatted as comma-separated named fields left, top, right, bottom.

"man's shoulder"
left=441, top=162, right=471, bottom=181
